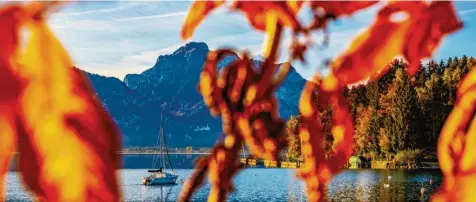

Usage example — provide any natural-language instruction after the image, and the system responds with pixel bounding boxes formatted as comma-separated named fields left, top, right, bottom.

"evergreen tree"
left=414, top=62, right=428, bottom=87
left=415, top=85, right=431, bottom=148
left=368, top=107, right=381, bottom=157
left=452, top=56, right=460, bottom=68
left=425, top=74, right=447, bottom=148
left=348, top=84, right=367, bottom=120
left=366, top=80, right=380, bottom=109
left=389, top=68, right=419, bottom=150
left=384, top=115, right=397, bottom=154
left=460, top=55, right=469, bottom=74
left=468, top=57, right=475, bottom=70
left=446, top=57, right=453, bottom=69
left=438, top=59, right=445, bottom=74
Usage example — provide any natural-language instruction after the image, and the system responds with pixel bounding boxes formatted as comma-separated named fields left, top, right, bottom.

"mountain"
left=84, top=42, right=306, bottom=147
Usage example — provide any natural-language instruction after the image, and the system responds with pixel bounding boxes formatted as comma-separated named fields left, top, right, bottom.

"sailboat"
left=142, top=114, right=178, bottom=185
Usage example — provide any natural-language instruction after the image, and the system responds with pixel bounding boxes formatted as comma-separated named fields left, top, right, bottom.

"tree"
left=354, top=105, right=371, bottom=156
left=378, top=128, right=391, bottom=159
left=366, top=80, right=379, bottom=109
left=388, top=68, right=420, bottom=150
left=414, top=62, right=428, bottom=87
left=445, top=57, right=453, bottom=69
left=368, top=107, right=381, bottom=158
left=425, top=74, right=447, bottom=148
left=443, top=63, right=463, bottom=105
left=460, top=55, right=470, bottom=74
left=438, top=59, right=446, bottom=74
left=285, top=115, right=301, bottom=161
left=348, top=84, right=367, bottom=120
left=320, top=105, right=334, bottom=155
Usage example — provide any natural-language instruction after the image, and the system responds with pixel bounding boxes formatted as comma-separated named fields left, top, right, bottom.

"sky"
left=46, top=1, right=476, bottom=80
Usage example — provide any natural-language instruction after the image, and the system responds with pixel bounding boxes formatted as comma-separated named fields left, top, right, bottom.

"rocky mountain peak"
left=86, top=42, right=306, bottom=147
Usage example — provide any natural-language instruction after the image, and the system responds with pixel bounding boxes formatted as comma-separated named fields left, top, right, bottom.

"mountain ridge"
left=83, top=42, right=306, bottom=147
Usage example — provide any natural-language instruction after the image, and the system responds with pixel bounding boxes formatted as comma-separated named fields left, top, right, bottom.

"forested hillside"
left=286, top=56, right=475, bottom=162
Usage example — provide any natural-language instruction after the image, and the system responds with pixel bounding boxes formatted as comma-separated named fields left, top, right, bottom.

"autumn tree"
left=285, top=115, right=301, bottom=161
left=378, top=128, right=391, bottom=160
left=354, top=106, right=371, bottom=156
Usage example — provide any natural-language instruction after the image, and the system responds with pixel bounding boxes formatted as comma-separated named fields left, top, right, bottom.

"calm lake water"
left=5, top=155, right=442, bottom=201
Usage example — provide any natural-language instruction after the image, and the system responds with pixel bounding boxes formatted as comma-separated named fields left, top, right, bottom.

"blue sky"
left=48, top=1, right=476, bottom=80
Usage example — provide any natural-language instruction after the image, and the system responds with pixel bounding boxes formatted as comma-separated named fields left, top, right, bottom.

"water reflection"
left=356, top=170, right=377, bottom=201
left=5, top=155, right=443, bottom=202
left=139, top=184, right=177, bottom=202
left=325, top=169, right=442, bottom=202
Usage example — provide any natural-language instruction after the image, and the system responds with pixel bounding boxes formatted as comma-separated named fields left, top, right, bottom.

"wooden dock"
left=241, top=157, right=301, bottom=168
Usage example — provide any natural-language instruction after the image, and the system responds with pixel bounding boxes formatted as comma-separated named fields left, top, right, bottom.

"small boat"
left=142, top=113, right=178, bottom=186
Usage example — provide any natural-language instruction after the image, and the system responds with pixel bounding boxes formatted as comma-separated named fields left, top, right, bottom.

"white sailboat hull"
left=143, top=172, right=178, bottom=185
left=148, top=175, right=178, bottom=185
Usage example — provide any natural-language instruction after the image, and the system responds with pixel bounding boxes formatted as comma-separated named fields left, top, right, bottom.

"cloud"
left=48, top=1, right=475, bottom=82
left=459, top=8, right=476, bottom=15
left=111, top=11, right=187, bottom=22
left=78, top=43, right=189, bottom=80
left=57, top=2, right=139, bottom=17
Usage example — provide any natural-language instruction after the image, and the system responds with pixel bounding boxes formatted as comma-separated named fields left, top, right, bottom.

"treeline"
left=286, top=56, right=475, bottom=162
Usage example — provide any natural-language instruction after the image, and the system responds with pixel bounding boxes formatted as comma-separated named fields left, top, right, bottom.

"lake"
left=4, top=155, right=442, bottom=201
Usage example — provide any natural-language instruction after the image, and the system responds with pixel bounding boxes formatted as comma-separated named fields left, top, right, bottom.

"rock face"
left=84, top=42, right=306, bottom=147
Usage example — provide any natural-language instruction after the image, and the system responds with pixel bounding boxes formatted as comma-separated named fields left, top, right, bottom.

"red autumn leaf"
left=181, top=1, right=225, bottom=39
left=457, top=64, right=476, bottom=97
left=231, top=1, right=303, bottom=32
left=0, top=5, right=25, bottom=200
left=309, top=1, right=377, bottom=29
left=298, top=79, right=354, bottom=202
left=330, top=1, right=462, bottom=85
left=181, top=0, right=303, bottom=40
left=433, top=68, right=476, bottom=202
left=403, top=1, right=463, bottom=75
left=0, top=108, right=16, bottom=201
left=0, top=5, right=24, bottom=103
left=181, top=45, right=289, bottom=200
left=311, top=1, right=377, bottom=16
left=10, top=15, right=122, bottom=201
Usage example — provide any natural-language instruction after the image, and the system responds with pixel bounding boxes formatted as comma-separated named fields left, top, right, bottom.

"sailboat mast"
left=162, top=127, right=174, bottom=172
left=161, top=127, right=166, bottom=170
left=160, top=113, right=166, bottom=170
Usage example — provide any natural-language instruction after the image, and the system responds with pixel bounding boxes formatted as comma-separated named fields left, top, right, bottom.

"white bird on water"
left=420, top=183, right=425, bottom=196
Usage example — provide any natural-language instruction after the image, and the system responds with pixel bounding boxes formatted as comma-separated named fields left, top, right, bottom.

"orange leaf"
left=0, top=108, right=16, bottom=201
left=309, top=1, right=377, bottom=29
left=15, top=19, right=121, bottom=201
left=298, top=79, right=354, bottom=202
left=0, top=5, right=24, bottom=200
left=402, top=1, right=463, bottom=75
left=231, top=1, right=303, bottom=32
left=330, top=1, right=462, bottom=85
left=435, top=68, right=476, bottom=201
left=310, top=1, right=377, bottom=17
left=0, top=5, right=24, bottom=103
left=181, top=1, right=225, bottom=39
